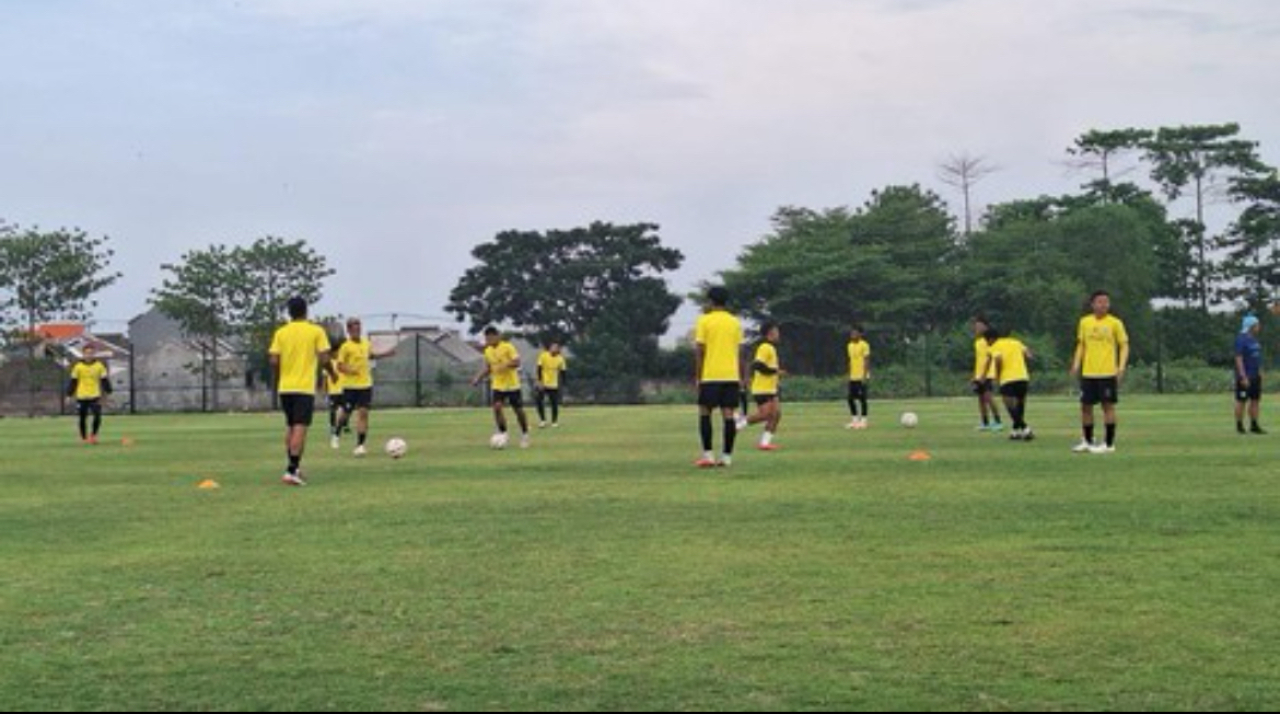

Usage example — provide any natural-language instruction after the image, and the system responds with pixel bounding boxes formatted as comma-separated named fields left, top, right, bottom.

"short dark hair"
left=851, top=324, right=865, bottom=334
left=973, top=314, right=990, bottom=327
left=707, top=286, right=730, bottom=308
left=983, top=327, right=1001, bottom=343
left=760, top=323, right=779, bottom=338
left=483, top=326, right=501, bottom=337
left=1090, top=290, right=1111, bottom=302
left=287, top=297, right=308, bottom=320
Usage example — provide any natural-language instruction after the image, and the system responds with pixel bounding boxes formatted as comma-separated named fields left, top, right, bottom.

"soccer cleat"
left=330, top=434, right=340, bottom=450
left=855, top=420, right=869, bottom=431
left=846, top=420, right=859, bottom=430
left=718, top=457, right=732, bottom=468
left=758, top=443, right=781, bottom=452
left=88, top=435, right=100, bottom=445
left=353, top=445, right=368, bottom=457
left=552, top=423, right=561, bottom=429
left=989, top=423, right=1005, bottom=433
left=1072, top=440, right=1095, bottom=454
left=1022, top=428, right=1036, bottom=442
left=1090, top=444, right=1116, bottom=455
left=282, top=472, right=307, bottom=487
left=736, top=416, right=750, bottom=431
left=695, top=458, right=718, bottom=469
left=1238, top=425, right=1248, bottom=435
left=975, top=424, right=992, bottom=432
left=538, top=422, right=547, bottom=429
left=521, top=434, right=531, bottom=449
left=1252, top=426, right=1268, bottom=435
left=1010, top=430, right=1024, bottom=441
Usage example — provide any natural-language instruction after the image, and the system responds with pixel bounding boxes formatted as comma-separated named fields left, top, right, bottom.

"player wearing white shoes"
left=473, top=327, right=531, bottom=449
left=535, top=343, right=567, bottom=428
left=333, top=318, right=396, bottom=457
left=846, top=325, right=872, bottom=430
left=695, top=287, right=745, bottom=468
left=971, top=315, right=1004, bottom=433
left=1070, top=291, right=1130, bottom=454
left=269, top=298, right=332, bottom=486
left=984, top=329, right=1034, bottom=442
left=743, top=323, right=785, bottom=451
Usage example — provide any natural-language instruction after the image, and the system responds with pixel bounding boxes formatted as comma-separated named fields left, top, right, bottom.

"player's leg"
left=77, top=400, right=90, bottom=441
left=550, top=389, right=561, bottom=426
left=1250, top=377, right=1265, bottom=434
left=492, top=396, right=509, bottom=434
left=846, top=383, right=860, bottom=428
left=696, top=383, right=717, bottom=467
left=1076, top=382, right=1097, bottom=452
left=535, top=388, right=548, bottom=427
left=354, top=405, right=370, bottom=456
left=1236, top=382, right=1249, bottom=434
left=90, top=400, right=103, bottom=442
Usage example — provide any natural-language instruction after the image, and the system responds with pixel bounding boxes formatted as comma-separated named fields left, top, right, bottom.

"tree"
left=721, top=186, right=959, bottom=375
left=937, top=153, right=1000, bottom=238
left=1220, top=172, right=1280, bottom=310
left=446, top=222, right=685, bottom=345
left=1066, top=128, right=1153, bottom=194
left=572, top=279, right=682, bottom=402
left=0, top=226, right=120, bottom=415
left=1141, top=123, right=1270, bottom=311
left=152, top=237, right=334, bottom=410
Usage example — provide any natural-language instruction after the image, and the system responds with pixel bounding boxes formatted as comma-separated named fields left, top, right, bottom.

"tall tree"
left=152, top=238, right=334, bottom=410
left=446, top=222, right=684, bottom=345
left=937, top=153, right=1000, bottom=238
left=1142, top=123, right=1270, bottom=311
left=1066, top=128, right=1153, bottom=194
left=1220, top=172, right=1280, bottom=310
left=0, top=226, right=120, bottom=415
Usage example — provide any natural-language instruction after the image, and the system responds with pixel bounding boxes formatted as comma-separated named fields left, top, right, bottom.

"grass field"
left=2, top=396, right=1279, bottom=712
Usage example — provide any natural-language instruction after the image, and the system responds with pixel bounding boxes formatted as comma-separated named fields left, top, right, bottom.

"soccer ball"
left=900, top=412, right=920, bottom=429
left=489, top=433, right=510, bottom=450
left=384, top=438, right=408, bottom=459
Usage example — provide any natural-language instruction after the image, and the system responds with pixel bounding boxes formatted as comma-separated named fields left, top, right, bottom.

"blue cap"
left=1242, top=315, right=1261, bottom=334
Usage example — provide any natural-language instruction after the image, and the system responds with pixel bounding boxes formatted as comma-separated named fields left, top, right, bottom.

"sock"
left=1084, top=425, right=1095, bottom=444
left=358, top=433, right=368, bottom=447
left=761, top=431, right=774, bottom=447
left=700, top=415, right=714, bottom=452
left=724, top=418, right=738, bottom=455
left=860, top=400, right=869, bottom=419
left=981, top=415, right=990, bottom=426
left=1105, top=424, right=1117, bottom=447
left=288, top=454, right=301, bottom=475
left=848, top=399, right=859, bottom=418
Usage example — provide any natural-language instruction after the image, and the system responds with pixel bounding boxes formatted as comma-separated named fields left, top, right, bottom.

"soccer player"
left=846, top=325, right=872, bottom=430
left=535, top=343, right=568, bottom=429
left=695, top=287, right=745, bottom=468
left=1070, top=291, right=1130, bottom=454
left=972, top=315, right=1004, bottom=432
left=332, top=318, right=396, bottom=457
left=325, top=339, right=346, bottom=443
left=742, top=323, right=784, bottom=451
left=1234, top=314, right=1266, bottom=435
left=269, top=297, right=332, bottom=486
left=472, top=327, right=531, bottom=449
left=67, top=345, right=111, bottom=445
left=985, top=329, right=1034, bottom=441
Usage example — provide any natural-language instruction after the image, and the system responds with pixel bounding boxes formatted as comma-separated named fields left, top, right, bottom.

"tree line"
left=3, top=122, right=1278, bottom=398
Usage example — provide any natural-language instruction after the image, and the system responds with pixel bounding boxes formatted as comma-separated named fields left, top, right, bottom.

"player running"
left=331, top=318, right=396, bottom=457
left=472, top=327, right=531, bottom=449
left=269, top=297, right=332, bottom=486
left=984, top=329, right=1034, bottom=442
left=738, top=323, right=785, bottom=451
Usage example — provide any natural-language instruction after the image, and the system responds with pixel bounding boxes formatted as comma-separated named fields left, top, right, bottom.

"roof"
left=34, top=323, right=87, bottom=340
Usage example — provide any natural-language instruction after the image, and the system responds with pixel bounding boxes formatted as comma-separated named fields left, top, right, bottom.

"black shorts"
left=849, top=382, right=868, bottom=401
left=973, top=379, right=996, bottom=396
left=1080, top=378, right=1120, bottom=406
left=1000, top=381, right=1030, bottom=400
left=327, top=394, right=344, bottom=410
left=343, top=388, right=374, bottom=410
left=1236, top=376, right=1263, bottom=402
left=699, top=382, right=742, bottom=410
left=755, top=393, right=779, bottom=407
left=494, top=390, right=524, bottom=409
left=77, top=399, right=102, bottom=411
left=281, top=394, right=316, bottom=427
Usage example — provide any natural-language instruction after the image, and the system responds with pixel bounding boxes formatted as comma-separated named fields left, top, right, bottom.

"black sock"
left=700, top=415, right=713, bottom=452
left=860, top=400, right=869, bottom=418
left=288, top=454, right=301, bottom=475
left=1105, top=424, right=1117, bottom=447
left=982, top=415, right=990, bottom=426
left=724, top=418, right=737, bottom=455
left=358, top=433, right=367, bottom=447
left=1084, top=425, right=1095, bottom=443
left=848, top=399, right=859, bottom=417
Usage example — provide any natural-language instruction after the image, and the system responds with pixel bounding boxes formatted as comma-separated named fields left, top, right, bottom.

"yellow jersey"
left=695, top=310, right=743, bottom=383
left=992, top=337, right=1030, bottom=385
left=1077, top=315, right=1129, bottom=378
left=751, top=342, right=781, bottom=396
left=326, top=368, right=344, bottom=396
left=269, top=321, right=331, bottom=395
left=537, top=351, right=567, bottom=390
left=974, top=338, right=998, bottom=380
left=848, top=340, right=871, bottom=382
left=70, top=361, right=108, bottom=400
left=337, top=337, right=374, bottom=389
left=485, top=341, right=522, bottom=392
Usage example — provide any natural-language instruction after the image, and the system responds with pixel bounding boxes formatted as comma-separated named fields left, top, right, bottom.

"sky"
left=2, top=0, right=1278, bottom=337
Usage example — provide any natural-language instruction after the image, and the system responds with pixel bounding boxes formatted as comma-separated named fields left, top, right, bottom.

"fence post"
left=414, top=334, right=423, bottom=408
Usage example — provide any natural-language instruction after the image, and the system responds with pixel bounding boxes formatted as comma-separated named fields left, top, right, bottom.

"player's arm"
left=864, top=354, right=872, bottom=382
left=1070, top=340, right=1084, bottom=377
left=694, top=344, right=706, bottom=386
left=1237, top=353, right=1250, bottom=386
left=471, top=364, right=492, bottom=387
left=1117, top=341, right=1131, bottom=383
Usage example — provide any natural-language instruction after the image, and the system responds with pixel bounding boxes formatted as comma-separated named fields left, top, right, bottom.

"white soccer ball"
left=900, top=412, right=920, bottom=429
left=384, top=437, right=408, bottom=459
left=489, top=433, right=510, bottom=450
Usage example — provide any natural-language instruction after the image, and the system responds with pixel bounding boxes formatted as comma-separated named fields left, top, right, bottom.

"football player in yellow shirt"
left=695, top=287, right=746, bottom=468
left=67, top=345, right=112, bottom=445
left=332, top=318, right=397, bottom=457
left=535, top=343, right=568, bottom=429
left=983, top=329, right=1035, bottom=442
left=472, top=327, right=531, bottom=449
left=740, top=324, right=785, bottom=451
left=846, top=325, right=872, bottom=430
left=972, top=315, right=1004, bottom=433
left=269, top=298, right=332, bottom=486
left=1070, top=291, right=1130, bottom=454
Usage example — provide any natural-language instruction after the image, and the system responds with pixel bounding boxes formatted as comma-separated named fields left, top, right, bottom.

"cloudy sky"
left=2, top=0, right=1278, bottom=336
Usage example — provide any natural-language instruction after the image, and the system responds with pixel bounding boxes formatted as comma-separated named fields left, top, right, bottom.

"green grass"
left=2, top=396, right=1279, bottom=711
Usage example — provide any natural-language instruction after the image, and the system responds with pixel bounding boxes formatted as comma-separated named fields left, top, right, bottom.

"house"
left=128, top=308, right=265, bottom=413
left=0, top=323, right=132, bottom=417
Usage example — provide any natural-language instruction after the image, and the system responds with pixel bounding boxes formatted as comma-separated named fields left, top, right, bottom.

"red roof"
left=34, top=323, right=86, bottom=340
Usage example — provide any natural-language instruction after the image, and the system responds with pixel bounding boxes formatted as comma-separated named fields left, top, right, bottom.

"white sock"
left=761, top=431, right=774, bottom=446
